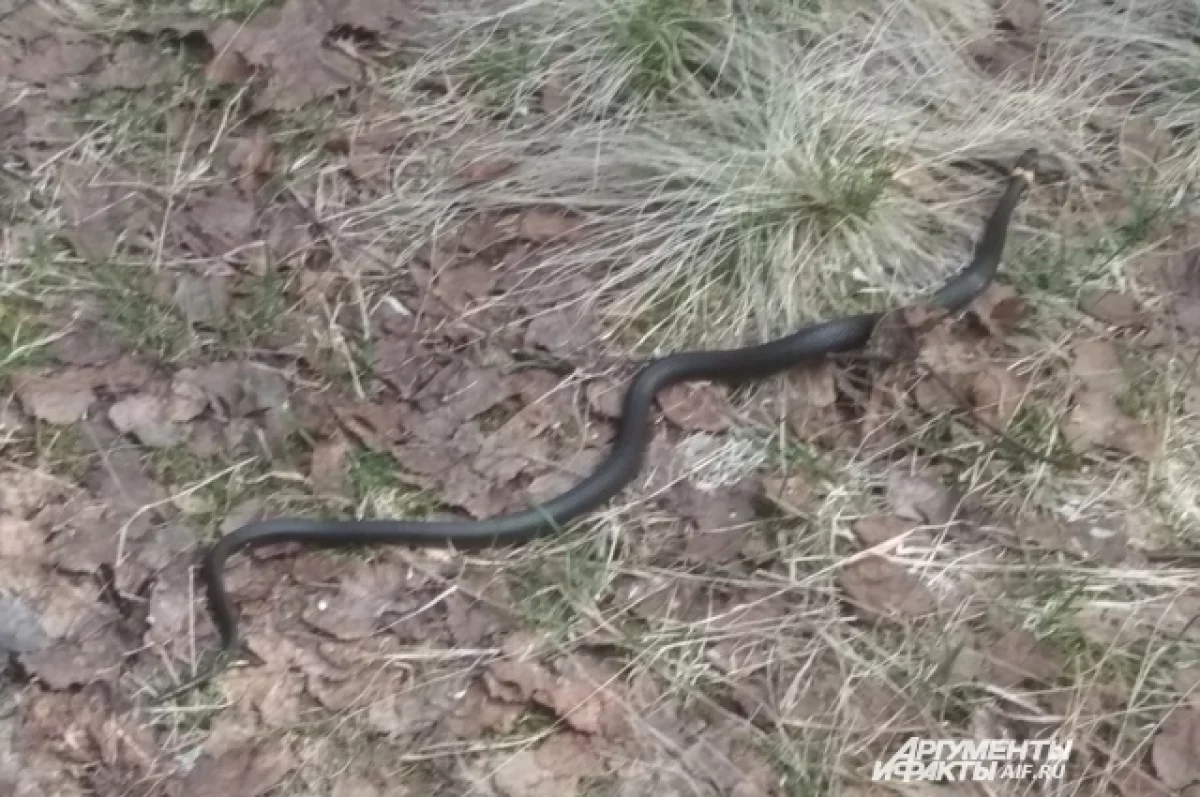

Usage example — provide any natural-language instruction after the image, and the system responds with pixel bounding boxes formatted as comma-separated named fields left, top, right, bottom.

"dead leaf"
left=302, top=563, right=407, bottom=640
left=524, top=310, right=596, bottom=357
left=852, top=516, right=919, bottom=548
left=207, top=0, right=361, bottom=111
left=761, top=474, right=812, bottom=515
left=51, top=320, right=122, bottom=366
left=886, top=470, right=958, bottom=525
left=455, top=157, right=516, bottom=182
left=13, top=37, right=102, bottom=83
left=309, top=434, right=351, bottom=497
left=183, top=191, right=257, bottom=257
left=839, top=555, right=938, bottom=623
left=657, top=382, right=731, bottom=432
left=15, top=370, right=95, bottom=424
left=1065, top=388, right=1156, bottom=460
left=1062, top=340, right=1156, bottom=460
left=969, top=283, right=1029, bottom=337
left=968, top=364, right=1025, bottom=428
left=0, top=595, right=50, bottom=654
left=19, top=632, right=125, bottom=689
left=1080, top=289, right=1143, bottom=328
left=982, top=628, right=1060, bottom=688
left=997, top=0, right=1044, bottom=32
left=431, top=260, right=498, bottom=311
left=585, top=379, right=624, bottom=419
left=205, top=47, right=253, bottom=84
left=492, top=750, right=579, bottom=797
left=0, top=514, right=44, bottom=559
left=95, top=40, right=171, bottom=89
left=173, top=272, right=232, bottom=325
left=228, top=130, right=274, bottom=176
left=1071, top=339, right=1125, bottom=393
left=1152, top=707, right=1200, bottom=790
left=181, top=743, right=295, bottom=797
left=332, top=776, right=383, bottom=797
left=179, top=361, right=289, bottom=418
left=518, top=209, right=583, bottom=242
left=108, top=394, right=182, bottom=448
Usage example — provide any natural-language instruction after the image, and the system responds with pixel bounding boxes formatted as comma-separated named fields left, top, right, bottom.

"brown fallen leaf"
left=14, top=370, right=95, bottom=424
left=1152, top=706, right=1200, bottom=790
left=95, top=40, right=171, bottom=89
left=108, top=394, right=182, bottom=448
left=332, top=776, right=383, bottom=797
left=309, top=434, right=352, bottom=497
left=525, top=310, right=596, bottom=357
left=228, top=129, right=275, bottom=176
left=12, top=37, right=102, bottom=83
left=491, top=750, right=580, bottom=797
left=207, top=0, right=361, bottom=111
left=886, top=470, right=959, bottom=525
left=982, top=628, right=1060, bottom=688
left=172, top=272, right=233, bottom=326
left=455, top=156, right=516, bottom=182
left=518, top=208, right=583, bottom=242
left=852, top=515, right=919, bottom=548
left=0, top=595, right=50, bottom=654
left=431, top=260, right=498, bottom=311
left=52, top=319, right=122, bottom=366
left=1080, top=289, right=1143, bottom=328
left=301, top=562, right=408, bottom=641
left=181, top=743, right=295, bottom=797
left=182, top=190, right=257, bottom=257
left=969, top=283, right=1029, bottom=338
left=19, top=632, right=125, bottom=690
left=1063, top=340, right=1156, bottom=460
left=657, top=382, right=732, bottom=432
left=584, top=379, right=624, bottom=419
left=839, top=555, right=939, bottom=623
left=179, top=361, right=289, bottom=418
left=968, top=363, right=1025, bottom=428
left=1065, top=386, right=1156, bottom=460
left=997, top=0, right=1044, bottom=32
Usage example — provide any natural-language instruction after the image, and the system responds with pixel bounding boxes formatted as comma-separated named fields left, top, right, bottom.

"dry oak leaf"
left=172, top=272, right=233, bottom=325
left=301, top=562, right=409, bottom=641
left=309, top=434, right=352, bottom=497
left=968, top=364, right=1025, bottom=428
left=19, top=632, right=125, bottom=690
left=181, top=743, right=295, bottom=797
left=886, top=470, right=959, bottom=525
left=95, top=40, right=171, bottom=89
left=1080, top=289, right=1143, bottom=328
left=1062, top=339, right=1156, bottom=460
left=852, top=515, right=919, bottom=548
left=839, top=555, right=939, bottom=623
left=108, top=394, right=182, bottom=448
left=982, top=628, right=1060, bottom=688
left=517, top=208, right=584, bottom=242
left=207, top=0, right=360, bottom=111
left=1152, top=706, right=1200, bottom=790
left=968, top=283, right=1029, bottom=338
left=492, top=750, right=580, bottom=797
left=14, top=370, right=95, bottom=424
left=12, top=38, right=102, bottom=83
left=657, top=382, right=732, bottom=432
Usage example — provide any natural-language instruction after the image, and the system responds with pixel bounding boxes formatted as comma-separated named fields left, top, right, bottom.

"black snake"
left=179, top=149, right=1037, bottom=698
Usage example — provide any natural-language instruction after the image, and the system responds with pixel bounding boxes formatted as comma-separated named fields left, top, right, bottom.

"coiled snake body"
left=190, top=150, right=1037, bottom=691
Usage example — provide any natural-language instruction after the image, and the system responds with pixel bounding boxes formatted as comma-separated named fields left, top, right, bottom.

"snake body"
left=198, top=150, right=1037, bottom=666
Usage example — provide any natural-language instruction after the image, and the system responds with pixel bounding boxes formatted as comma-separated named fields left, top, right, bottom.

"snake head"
left=1013, top=148, right=1038, bottom=182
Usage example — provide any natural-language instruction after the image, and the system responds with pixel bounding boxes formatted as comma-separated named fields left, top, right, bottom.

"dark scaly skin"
left=171, top=150, right=1036, bottom=701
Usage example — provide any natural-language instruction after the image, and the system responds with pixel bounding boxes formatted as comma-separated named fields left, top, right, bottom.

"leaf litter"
left=3, top=5, right=1198, bottom=795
